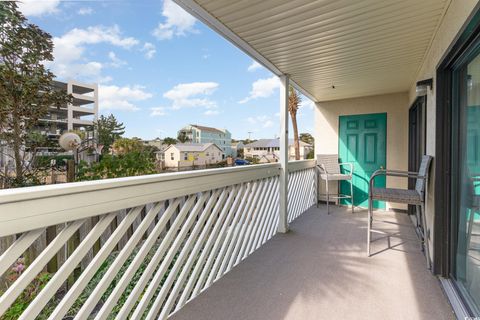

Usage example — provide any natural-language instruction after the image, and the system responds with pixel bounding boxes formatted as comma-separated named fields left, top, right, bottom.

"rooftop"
left=189, top=124, right=227, bottom=134
left=166, top=142, right=223, bottom=152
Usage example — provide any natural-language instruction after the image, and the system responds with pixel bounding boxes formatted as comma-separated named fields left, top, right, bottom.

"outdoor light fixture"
left=416, top=78, right=433, bottom=96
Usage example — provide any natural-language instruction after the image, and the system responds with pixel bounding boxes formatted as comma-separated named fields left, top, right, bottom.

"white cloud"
left=142, top=43, right=156, bottom=59
left=99, top=85, right=153, bottom=112
left=239, top=76, right=280, bottom=104
left=204, top=109, right=220, bottom=116
left=247, top=115, right=275, bottom=128
left=108, top=51, right=127, bottom=68
left=52, top=61, right=113, bottom=84
left=152, top=0, right=198, bottom=40
left=18, top=0, right=60, bottom=16
left=163, top=82, right=219, bottom=110
left=299, top=99, right=315, bottom=110
left=77, top=7, right=94, bottom=15
left=247, top=60, right=263, bottom=72
left=50, top=25, right=139, bottom=82
left=53, top=25, right=138, bottom=64
left=150, top=107, right=167, bottom=116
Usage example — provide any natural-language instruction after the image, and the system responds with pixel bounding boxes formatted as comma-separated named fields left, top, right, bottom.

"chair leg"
left=326, top=179, right=329, bottom=214
left=350, top=178, right=354, bottom=214
left=367, top=196, right=372, bottom=257
left=415, top=205, right=422, bottom=231
left=467, top=208, right=475, bottom=250
left=420, top=202, right=431, bottom=269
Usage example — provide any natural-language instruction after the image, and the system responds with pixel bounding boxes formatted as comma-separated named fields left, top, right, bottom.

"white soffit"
left=176, top=0, right=450, bottom=102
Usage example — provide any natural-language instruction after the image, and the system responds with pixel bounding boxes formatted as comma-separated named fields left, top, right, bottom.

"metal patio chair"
left=316, top=154, right=354, bottom=214
left=367, top=155, right=433, bottom=269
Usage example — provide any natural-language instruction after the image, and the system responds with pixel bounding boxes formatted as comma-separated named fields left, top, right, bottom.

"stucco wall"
left=314, top=92, right=409, bottom=210
left=407, top=0, right=479, bottom=262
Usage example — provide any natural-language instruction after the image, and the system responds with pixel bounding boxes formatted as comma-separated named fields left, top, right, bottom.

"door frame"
left=338, top=112, right=387, bottom=209
left=435, top=3, right=480, bottom=317
left=408, top=96, right=427, bottom=219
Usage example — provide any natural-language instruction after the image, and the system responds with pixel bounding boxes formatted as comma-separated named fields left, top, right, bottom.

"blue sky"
left=19, top=0, right=314, bottom=140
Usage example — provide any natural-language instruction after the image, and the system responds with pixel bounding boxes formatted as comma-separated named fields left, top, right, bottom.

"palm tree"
left=289, top=86, right=301, bottom=160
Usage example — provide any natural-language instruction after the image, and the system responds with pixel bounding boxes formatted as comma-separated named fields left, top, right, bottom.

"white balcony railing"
left=0, top=160, right=316, bottom=319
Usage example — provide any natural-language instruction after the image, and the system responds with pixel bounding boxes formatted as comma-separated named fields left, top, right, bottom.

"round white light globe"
left=59, top=132, right=81, bottom=151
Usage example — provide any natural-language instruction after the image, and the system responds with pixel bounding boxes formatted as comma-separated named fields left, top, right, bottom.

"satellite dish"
left=59, top=132, right=81, bottom=151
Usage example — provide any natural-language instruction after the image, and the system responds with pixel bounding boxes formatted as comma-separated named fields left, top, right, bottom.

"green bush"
left=76, top=152, right=156, bottom=181
left=306, top=149, right=315, bottom=159
left=34, top=155, right=74, bottom=168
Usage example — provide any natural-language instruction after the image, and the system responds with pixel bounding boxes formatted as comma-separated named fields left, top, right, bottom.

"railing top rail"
left=288, top=159, right=316, bottom=172
left=0, top=163, right=280, bottom=205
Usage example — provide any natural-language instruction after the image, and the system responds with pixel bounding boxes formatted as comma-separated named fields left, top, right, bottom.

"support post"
left=278, top=74, right=289, bottom=233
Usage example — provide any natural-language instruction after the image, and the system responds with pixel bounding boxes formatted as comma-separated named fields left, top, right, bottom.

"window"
left=438, top=12, right=480, bottom=315
left=451, top=47, right=480, bottom=314
left=184, top=153, right=188, bottom=160
left=170, top=153, right=174, bottom=160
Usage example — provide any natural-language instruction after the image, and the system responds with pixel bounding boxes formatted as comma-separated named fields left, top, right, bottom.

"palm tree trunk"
left=291, top=114, right=300, bottom=160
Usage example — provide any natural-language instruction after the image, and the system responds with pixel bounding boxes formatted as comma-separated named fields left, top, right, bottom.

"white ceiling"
left=180, top=0, right=450, bottom=101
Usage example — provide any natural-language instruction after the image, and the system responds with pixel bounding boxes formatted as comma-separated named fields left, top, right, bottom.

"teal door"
left=339, top=113, right=387, bottom=209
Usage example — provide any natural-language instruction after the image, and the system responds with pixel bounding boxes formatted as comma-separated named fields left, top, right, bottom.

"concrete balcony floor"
left=171, top=205, right=454, bottom=320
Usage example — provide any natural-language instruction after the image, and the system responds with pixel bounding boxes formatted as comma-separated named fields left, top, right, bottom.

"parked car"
left=234, top=159, right=250, bottom=166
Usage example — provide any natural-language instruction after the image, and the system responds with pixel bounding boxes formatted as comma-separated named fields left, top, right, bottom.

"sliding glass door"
left=453, top=45, right=480, bottom=314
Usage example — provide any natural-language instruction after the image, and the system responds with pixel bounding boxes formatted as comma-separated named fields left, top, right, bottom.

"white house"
left=244, top=138, right=312, bottom=163
left=231, top=141, right=244, bottom=158
left=162, top=143, right=224, bottom=168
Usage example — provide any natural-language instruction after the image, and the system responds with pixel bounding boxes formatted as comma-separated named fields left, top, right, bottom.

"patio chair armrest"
left=338, top=162, right=354, bottom=175
left=369, top=169, right=426, bottom=194
left=383, top=169, right=424, bottom=176
left=315, top=164, right=328, bottom=174
left=316, top=164, right=328, bottom=174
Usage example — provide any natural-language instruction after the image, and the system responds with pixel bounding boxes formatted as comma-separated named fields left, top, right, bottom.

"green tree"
left=142, top=144, right=159, bottom=159
left=0, top=2, right=72, bottom=187
left=111, top=137, right=143, bottom=155
left=162, top=137, right=177, bottom=145
left=289, top=86, right=301, bottom=160
left=94, top=114, right=125, bottom=154
left=299, top=133, right=314, bottom=159
left=299, top=133, right=314, bottom=145
left=177, top=131, right=191, bottom=143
